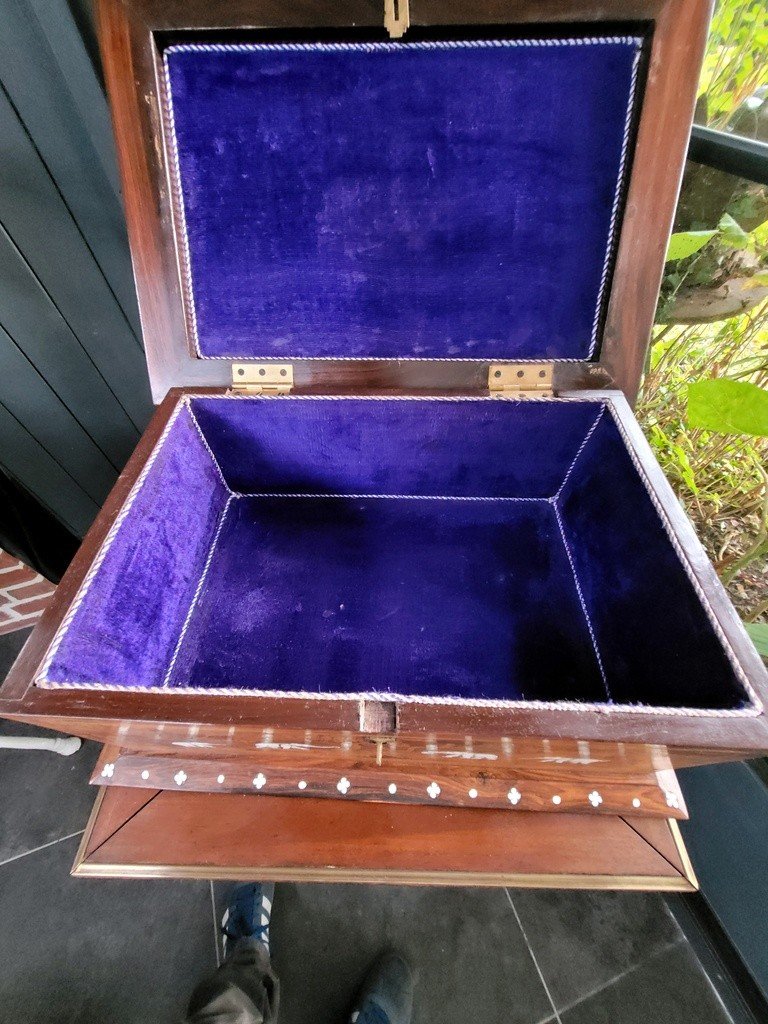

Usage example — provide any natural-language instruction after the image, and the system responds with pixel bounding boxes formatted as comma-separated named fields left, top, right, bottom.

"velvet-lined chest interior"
left=37, top=395, right=755, bottom=716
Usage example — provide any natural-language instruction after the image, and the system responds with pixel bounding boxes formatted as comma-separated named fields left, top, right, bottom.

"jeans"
left=186, top=939, right=280, bottom=1024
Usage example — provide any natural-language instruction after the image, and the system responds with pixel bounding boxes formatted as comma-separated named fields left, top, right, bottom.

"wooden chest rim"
left=2, top=388, right=768, bottom=763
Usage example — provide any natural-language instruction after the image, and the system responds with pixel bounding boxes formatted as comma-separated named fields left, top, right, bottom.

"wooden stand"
left=74, top=784, right=697, bottom=890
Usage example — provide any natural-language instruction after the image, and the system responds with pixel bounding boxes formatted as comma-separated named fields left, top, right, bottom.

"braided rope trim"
left=553, top=502, right=610, bottom=701
left=587, top=45, right=642, bottom=358
left=162, top=495, right=235, bottom=688
left=183, top=392, right=588, bottom=403
left=34, top=677, right=762, bottom=717
left=555, top=406, right=606, bottom=499
left=161, top=36, right=642, bottom=364
left=603, top=399, right=762, bottom=715
left=34, top=398, right=226, bottom=687
left=186, top=404, right=233, bottom=493
left=170, top=38, right=642, bottom=54
left=235, top=493, right=548, bottom=502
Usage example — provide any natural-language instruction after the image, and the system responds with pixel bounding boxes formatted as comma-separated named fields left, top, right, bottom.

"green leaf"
left=666, top=230, right=717, bottom=262
left=745, top=622, right=768, bottom=658
left=718, top=212, right=751, bottom=249
left=688, top=379, right=768, bottom=437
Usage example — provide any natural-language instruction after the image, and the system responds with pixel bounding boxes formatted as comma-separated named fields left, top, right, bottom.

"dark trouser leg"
left=186, top=938, right=280, bottom=1024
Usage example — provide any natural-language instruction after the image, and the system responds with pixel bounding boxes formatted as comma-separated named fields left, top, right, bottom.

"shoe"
left=221, top=882, right=275, bottom=958
left=349, top=952, right=414, bottom=1024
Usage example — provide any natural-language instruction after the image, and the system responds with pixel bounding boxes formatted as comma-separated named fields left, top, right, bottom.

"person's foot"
left=221, top=882, right=275, bottom=959
left=349, top=952, right=414, bottom=1024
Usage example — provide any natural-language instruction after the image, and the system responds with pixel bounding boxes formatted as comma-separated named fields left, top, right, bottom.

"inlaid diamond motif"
left=588, top=790, right=603, bottom=807
left=337, top=777, right=351, bottom=795
left=253, top=773, right=267, bottom=789
left=665, top=790, right=680, bottom=809
left=101, top=763, right=114, bottom=779
left=427, top=782, right=441, bottom=799
left=174, top=770, right=187, bottom=786
left=507, top=787, right=521, bottom=805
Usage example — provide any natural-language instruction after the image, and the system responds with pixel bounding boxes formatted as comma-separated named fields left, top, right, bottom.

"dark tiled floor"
left=0, top=629, right=734, bottom=1024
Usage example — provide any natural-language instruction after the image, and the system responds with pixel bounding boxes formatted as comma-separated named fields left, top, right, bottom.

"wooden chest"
left=3, top=0, right=766, bottom=888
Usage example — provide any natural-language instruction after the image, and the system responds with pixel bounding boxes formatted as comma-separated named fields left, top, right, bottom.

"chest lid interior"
left=161, top=31, right=645, bottom=368
left=101, top=1, right=711, bottom=401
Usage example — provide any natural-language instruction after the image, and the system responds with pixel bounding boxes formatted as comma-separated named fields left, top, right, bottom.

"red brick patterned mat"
left=0, top=549, right=55, bottom=635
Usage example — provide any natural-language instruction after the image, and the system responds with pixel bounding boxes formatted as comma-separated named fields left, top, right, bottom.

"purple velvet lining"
left=556, top=413, right=748, bottom=710
left=164, top=37, right=642, bottom=361
left=43, top=406, right=229, bottom=688
left=39, top=397, right=751, bottom=711
left=190, top=397, right=601, bottom=497
left=166, top=495, right=606, bottom=701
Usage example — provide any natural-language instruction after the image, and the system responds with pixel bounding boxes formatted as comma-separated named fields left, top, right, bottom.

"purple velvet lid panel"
left=38, top=404, right=230, bottom=690
left=163, top=36, right=643, bottom=362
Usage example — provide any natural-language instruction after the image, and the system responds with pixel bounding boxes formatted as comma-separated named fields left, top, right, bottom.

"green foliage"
left=643, top=0, right=768, bottom=622
left=746, top=622, right=768, bottom=656
left=637, top=311, right=768, bottom=617
left=697, top=0, right=767, bottom=131
left=718, top=212, right=752, bottom=248
left=688, top=378, right=768, bottom=435
left=666, top=230, right=717, bottom=262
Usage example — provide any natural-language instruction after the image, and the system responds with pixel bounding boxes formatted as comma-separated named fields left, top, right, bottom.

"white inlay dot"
left=427, top=782, right=441, bottom=799
left=468, top=788, right=478, bottom=799
left=588, top=790, right=603, bottom=808
left=632, top=797, right=641, bottom=808
left=141, top=770, right=149, bottom=781
left=552, top=794, right=562, bottom=805
left=337, top=776, right=351, bottom=795
left=217, top=774, right=225, bottom=785
left=507, top=787, right=521, bottom=805
left=253, top=773, right=267, bottom=790
left=174, top=770, right=187, bottom=786
left=388, top=783, right=397, bottom=795
left=298, top=780, right=307, bottom=790
left=101, top=763, right=114, bottom=779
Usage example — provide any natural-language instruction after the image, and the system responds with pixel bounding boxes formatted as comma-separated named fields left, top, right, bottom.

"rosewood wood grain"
left=90, top=747, right=688, bottom=818
left=95, top=0, right=709, bottom=405
left=72, top=785, right=697, bottom=890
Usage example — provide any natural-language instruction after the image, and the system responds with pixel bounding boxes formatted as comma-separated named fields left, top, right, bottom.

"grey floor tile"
left=0, top=627, right=101, bottom=863
left=0, top=835, right=216, bottom=1024
left=250, top=883, right=554, bottom=1024
left=559, top=941, right=733, bottom=1024
left=509, top=888, right=682, bottom=1011
left=0, top=716, right=101, bottom=863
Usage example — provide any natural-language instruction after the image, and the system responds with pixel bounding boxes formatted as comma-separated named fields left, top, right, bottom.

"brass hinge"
left=231, top=363, right=294, bottom=394
left=488, top=364, right=554, bottom=397
left=384, top=0, right=409, bottom=38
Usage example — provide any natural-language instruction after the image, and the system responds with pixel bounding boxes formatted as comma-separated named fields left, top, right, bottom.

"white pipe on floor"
left=0, top=736, right=82, bottom=756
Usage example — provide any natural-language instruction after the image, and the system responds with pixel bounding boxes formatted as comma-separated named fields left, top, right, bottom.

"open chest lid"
left=162, top=33, right=644, bottom=365
left=101, top=3, right=702, bottom=402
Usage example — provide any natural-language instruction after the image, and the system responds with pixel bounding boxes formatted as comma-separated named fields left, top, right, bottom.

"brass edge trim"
left=668, top=818, right=699, bottom=890
left=71, top=859, right=695, bottom=891
left=71, top=787, right=106, bottom=875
